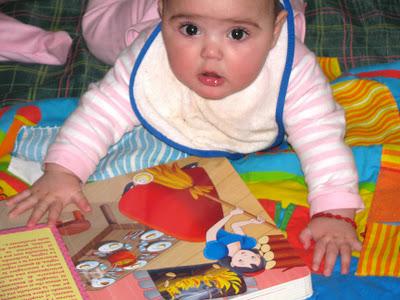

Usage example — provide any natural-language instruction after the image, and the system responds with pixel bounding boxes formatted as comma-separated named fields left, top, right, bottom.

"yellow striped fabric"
left=332, top=79, right=400, bottom=146
left=317, top=57, right=342, bottom=81
left=356, top=222, right=400, bottom=277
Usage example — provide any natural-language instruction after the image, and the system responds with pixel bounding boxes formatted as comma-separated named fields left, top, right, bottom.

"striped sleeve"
left=284, top=42, right=364, bottom=215
left=44, top=45, right=140, bottom=182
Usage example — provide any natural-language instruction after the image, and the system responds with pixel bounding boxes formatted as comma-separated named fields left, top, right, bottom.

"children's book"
left=0, top=157, right=312, bottom=299
left=0, top=225, right=88, bottom=300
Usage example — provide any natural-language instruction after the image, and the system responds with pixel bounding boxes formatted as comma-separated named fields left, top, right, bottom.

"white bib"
left=130, top=21, right=290, bottom=155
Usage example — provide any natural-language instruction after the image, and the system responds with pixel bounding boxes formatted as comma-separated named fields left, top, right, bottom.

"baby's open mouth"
left=202, top=72, right=221, bottom=78
left=198, top=72, right=224, bottom=87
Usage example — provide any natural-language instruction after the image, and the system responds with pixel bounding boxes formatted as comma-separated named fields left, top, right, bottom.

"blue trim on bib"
left=270, top=0, right=296, bottom=148
left=129, top=0, right=296, bottom=158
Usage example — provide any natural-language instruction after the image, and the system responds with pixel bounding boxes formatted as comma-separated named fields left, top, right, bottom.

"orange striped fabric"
left=381, top=144, right=400, bottom=170
left=367, top=144, right=400, bottom=223
left=332, top=79, right=400, bottom=146
left=317, top=57, right=342, bottom=81
left=356, top=222, right=400, bottom=277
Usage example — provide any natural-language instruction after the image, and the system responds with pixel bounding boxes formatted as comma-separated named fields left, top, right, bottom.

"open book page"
left=0, top=225, right=88, bottom=300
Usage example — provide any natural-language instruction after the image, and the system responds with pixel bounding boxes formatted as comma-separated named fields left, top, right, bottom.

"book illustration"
left=74, top=161, right=229, bottom=290
left=119, top=162, right=225, bottom=242
left=202, top=207, right=267, bottom=276
left=119, top=162, right=275, bottom=242
left=146, top=263, right=247, bottom=299
left=142, top=207, right=276, bottom=299
left=0, top=225, right=88, bottom=300
left=65, top=158, right=310, bottom=300
left=121, top=208, right=307, bottom=300
left=72, top=204, right=179, bottom=290
left=260, top=234, right=307, bottom=270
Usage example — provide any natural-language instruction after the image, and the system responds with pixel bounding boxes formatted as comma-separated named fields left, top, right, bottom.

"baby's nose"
left=200, top=39, right=223, bottom=60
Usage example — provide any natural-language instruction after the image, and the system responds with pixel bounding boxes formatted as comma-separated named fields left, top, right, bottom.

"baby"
left=7, top=0, right=363, bottom=277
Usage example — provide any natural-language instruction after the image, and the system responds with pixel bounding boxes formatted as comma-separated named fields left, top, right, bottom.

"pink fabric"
left=82, top=0, right=159, bottom=65
left=0, top=12, right=72, bottom=65
left=289, top=0, right=306, bottom=42
left=81, top=0, right=306, bottom=65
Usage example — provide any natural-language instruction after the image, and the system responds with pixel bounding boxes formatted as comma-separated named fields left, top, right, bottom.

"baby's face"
left=160, top=0, right=286, bottom=100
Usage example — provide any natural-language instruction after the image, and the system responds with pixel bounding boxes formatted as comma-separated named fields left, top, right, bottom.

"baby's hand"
left=299, top=209, right=362, bottom=277
left=6, top=163, right=91, bottom=227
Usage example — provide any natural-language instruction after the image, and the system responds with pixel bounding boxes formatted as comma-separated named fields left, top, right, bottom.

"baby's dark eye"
left=229, top=28, right=249, bottom=41
left=180, top=24, right=200, bottom=36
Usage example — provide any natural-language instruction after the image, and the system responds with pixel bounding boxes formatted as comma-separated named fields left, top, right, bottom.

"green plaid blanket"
left=305, top=0, right=400, bottom=70
left=0, top=0, right=399, bottom=106
left=0, top=0, right=109, bottom=106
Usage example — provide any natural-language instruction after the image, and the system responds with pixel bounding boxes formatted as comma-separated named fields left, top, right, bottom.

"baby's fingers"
left=72, top=191, right=91, bottom=213
left=352, top=239, right=362, bottom=252
left=47, top=201, right=64, bottom=226
left=27, top=198, right=52, bottom=227
left=337, top=237, right=362, bottom=275
left=339, top=243, right=352, bottom=274
left=299, top=227, right=312, bottom=250
left=323, top=241, right=339, bottom=276
left=8, top=193, right=38, bottom=219
left=6, top=189, right=31, bottom=207
left=312, top=237, right=328, bottom=272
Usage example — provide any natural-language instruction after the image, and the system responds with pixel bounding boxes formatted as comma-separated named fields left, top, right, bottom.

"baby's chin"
left=191, top=85, right=240, bottom=101
left=196, top=92, right=227, bottom=100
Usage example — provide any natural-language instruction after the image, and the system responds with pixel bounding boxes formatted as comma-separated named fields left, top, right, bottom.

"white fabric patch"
left=8, top=157, right=43, bottom=185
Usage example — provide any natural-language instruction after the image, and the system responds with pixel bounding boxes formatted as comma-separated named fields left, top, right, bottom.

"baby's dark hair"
left=274, top=0, right=284, bottom=18
left=218, top=249, right=266, bottom=276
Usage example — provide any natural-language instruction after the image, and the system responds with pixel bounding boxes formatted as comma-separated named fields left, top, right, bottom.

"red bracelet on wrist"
left=311, top=212, right=357, bottom=229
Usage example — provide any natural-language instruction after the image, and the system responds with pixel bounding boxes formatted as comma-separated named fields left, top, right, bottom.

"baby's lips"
left=198, top=72, right=225, bottom=87
left=202, top=71, right=221, bottom=78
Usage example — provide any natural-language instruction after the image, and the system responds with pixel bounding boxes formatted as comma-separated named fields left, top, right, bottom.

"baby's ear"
left=271, top=10, right=288, bottom=48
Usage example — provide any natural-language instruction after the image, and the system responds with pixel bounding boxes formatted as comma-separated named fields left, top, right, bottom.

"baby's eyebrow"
left=168, top=13, right=198, bottom=22
left=169, top=14, right=261, bottom=29
left=225, top=18, right=261, bottom=29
